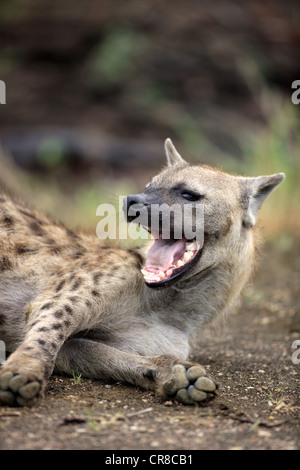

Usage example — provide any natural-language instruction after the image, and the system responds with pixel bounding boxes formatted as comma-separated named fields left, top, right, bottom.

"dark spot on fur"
left=37, top=326, right=48, bottom=332
left=54, top=310, right=64, bottom=319
left=64, top=305, right=73, bottom=315
left=56, top=279, right=66, bottom=292
left=68, top=296, right=79, bottom=304
left=64, top=319, right=71, bottom=328
left=85, top=300, right=92, bottom=308
left=66, top=228, right=79, bottom=239
left=58, top=333, right=64, bottom=341
left=29, top=220, right=46, bottom=237
left=93, top=272, right=102, bottom=283
left=40, top=302, right=54, bottom=311
left=37, top=339, right=46, bottom=346
left=71, top=279, right=82, bottom=291
left=143, top=369, right=156, bottom=381
left=15, top=244, right=36, bottom=255
left=52, top=323, right=62, bottom=330
left=19, top=208, right=37, bottom=219
left=50, top=342, right=57, bottom=350
left=49, top=244, right=62, bottom=255
left=0, top=256, right=12, bottom=271
left=92, top=289, right=100, bottom=297
left=3, top=215, right=14, bottom=227
left=72, top=250, right=84, bottom=259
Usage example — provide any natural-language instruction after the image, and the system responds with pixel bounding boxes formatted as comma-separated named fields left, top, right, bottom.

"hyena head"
left=124, top=139, right=285, bottom=288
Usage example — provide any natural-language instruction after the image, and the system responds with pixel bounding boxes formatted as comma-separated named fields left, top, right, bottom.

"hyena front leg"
left=0, top=297, right=83, bottom=407
left=55, top=338, right=218, bottom=405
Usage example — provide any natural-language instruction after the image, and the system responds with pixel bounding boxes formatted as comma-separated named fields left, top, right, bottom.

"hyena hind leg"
left=55, top=338, right=218, bottom=405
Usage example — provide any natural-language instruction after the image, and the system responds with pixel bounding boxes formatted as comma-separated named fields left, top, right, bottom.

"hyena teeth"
left=159, top=271, right=165, bottom=280
left=149, top=276, right=161, bottom=282
left=176, top=260, right=185, bottom=268
left=183, top=251, right=193, bottom=263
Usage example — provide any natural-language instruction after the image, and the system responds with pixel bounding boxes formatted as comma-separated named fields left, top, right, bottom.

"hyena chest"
left=0, top=276, right=37, bottom=351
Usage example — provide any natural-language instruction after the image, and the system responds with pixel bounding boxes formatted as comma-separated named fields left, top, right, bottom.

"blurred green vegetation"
left=87, top=27, right=148, bottom=92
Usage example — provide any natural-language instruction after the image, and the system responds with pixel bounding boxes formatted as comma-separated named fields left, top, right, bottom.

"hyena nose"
left=123, top=195, right=148, bottom=223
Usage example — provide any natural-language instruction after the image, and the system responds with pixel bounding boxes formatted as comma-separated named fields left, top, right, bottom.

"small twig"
left=0, top=411, right=21, bottom=418
left=228, top=414, right=289, bottom=428
left=126, top=407, right=153, bottom=418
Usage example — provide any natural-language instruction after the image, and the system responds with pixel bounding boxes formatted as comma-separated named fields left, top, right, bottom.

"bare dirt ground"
left=0, top=242, right=299, bottom=450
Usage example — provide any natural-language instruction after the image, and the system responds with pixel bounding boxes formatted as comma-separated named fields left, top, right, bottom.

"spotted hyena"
left=0, top=139, right=284, bottom=406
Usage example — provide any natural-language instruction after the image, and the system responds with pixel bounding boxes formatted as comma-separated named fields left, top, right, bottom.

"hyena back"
left=0, top=139, right=284, bottom=406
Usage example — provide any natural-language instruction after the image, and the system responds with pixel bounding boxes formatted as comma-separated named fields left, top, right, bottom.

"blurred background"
left=0, top=0, right=299, bottom=249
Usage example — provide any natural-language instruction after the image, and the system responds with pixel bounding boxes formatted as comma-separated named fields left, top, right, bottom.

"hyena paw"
left=162, top=364, right=217, bottom=405
left=0, top=370, right=43, bottom=407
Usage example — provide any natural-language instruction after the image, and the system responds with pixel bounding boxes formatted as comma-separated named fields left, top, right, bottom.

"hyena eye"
left=181, top=191, right=204, bottom=202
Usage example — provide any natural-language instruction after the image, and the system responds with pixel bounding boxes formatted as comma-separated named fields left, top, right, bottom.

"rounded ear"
left=164, top=139, right=186, bottom=167
left=239, top=173, right=286, bottom=227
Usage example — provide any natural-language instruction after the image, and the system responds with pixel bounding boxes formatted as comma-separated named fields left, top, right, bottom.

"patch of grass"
left=72, top=370, right=83, bottom=385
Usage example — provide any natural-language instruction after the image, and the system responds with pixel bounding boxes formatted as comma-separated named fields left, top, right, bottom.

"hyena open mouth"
left=141, top=236, right=202, bottom=288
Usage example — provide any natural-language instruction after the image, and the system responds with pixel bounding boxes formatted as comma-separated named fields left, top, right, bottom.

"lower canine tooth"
left=159, top=271, right=165, bottom=279
left=176, top=260, right=184, bottom=268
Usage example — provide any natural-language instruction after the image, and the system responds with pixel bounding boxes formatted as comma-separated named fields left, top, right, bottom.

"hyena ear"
left=164, top=139, right=186, bottom=166
left=240, top=173, right=285, bottom=227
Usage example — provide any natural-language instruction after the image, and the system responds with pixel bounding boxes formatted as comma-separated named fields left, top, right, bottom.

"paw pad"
left=163, top=364, right=216, bottom=405
left=0, top=371, right=41, bottom=407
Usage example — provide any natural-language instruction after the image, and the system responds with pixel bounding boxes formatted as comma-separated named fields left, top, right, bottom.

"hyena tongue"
left=145, top=238, right=186, bottom=271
